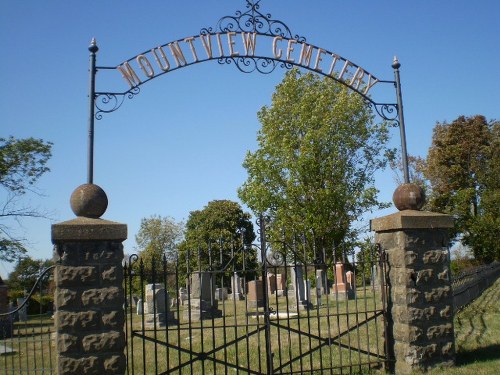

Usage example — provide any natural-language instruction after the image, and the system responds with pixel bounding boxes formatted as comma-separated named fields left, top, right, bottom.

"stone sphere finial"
left=70, top=183, right=108, bottom=218
left=393, top=183, right=425, bottom=211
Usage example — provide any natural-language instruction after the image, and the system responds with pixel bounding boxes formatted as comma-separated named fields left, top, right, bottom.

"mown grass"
left=2, top=278, right=499, bottom=374
left=424, top=277, right=500, bottom=375
left=125, top=287, right=388, bottom=374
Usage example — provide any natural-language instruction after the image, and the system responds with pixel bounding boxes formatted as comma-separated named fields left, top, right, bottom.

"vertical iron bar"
left=162, top=255, right=170, bottom=373
left=283, top=244, right=294, bottom=373
left=220, top=239, right=229, bottom=375
left=186, top=249, right=194, bottom=375
left=302, top=235, right=313, bottom=372
left=209, top=242, right=217, bottom=375
left=198, top=247, right=205, bottom=375
left=333, top=245, right=344, bottom=374
left=174, top=255, right=181, bottom=375
left=231, top=241, right=240, bottom=375
left=342, top=247, right=352, bottom=370
left=139, top=259, right=147, bottom=375
left=151, top=258, right=159, bottom=375
left=392, top=56, right=410, bottom=184
left=379, top=248, right=393, bottom=372
left=362, top=248, right=371, bottom=369
left=352, top=252, right=362, bottom=372
left=259, top=214, right=273, bottom=375
left=127, top=259, right=135, bottom=375
left=123, top=262, right=130, bottom=375
left=293, top=240, right=304, bottom=373
left=87, top=38, right=98, bottom=184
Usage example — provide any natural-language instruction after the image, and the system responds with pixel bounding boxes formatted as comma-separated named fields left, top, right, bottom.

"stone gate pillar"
left=52, top=184, right=127, bottom=375
left=371, top=184, right=455, bottom=374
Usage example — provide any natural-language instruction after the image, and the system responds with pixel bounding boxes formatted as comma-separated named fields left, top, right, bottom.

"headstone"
left=184, top=271, right=221, bottom=320
left=276, top=274, right=286, bottom=296
left=305, top=280, right=311, bottom=303
left=229, top=273, right=244, bottom=300
left=267, top=273, right=277, bottom=296
left=371, top=264, right=380, bottom=290
left=178, top=287, right=188, bottom=305
left=331, top=262, right=354, bottom=300
left=291, top=266, right=312, bottom=310
left=17, top=298, right=27, bottom=322
left=144, top=283, right=174, bottom=327
left=136, top=298, right=143, bottom=315
left=315, top=269, right=327, bottom=296
left=215, top=287, right=228, bottom=301
left=247, top=280, right=264, bottom=308
left=346, top=271, right=356, bottom=296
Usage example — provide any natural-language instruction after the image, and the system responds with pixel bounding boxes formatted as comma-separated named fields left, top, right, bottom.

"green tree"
left=1, top=136, right=52, bottom=262
left=7, top=256, right=53, bottom=294
left=424, top=115, right=499, bottom=262
left=238, top=69, right=394, bottom=261
left=178, top=200, right=257, bottom=284
left=135, top=215, right=184, bottom=264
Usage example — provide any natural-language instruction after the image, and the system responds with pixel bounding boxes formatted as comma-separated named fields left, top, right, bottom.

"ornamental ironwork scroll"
left=87, top=0, right=410, bottom=184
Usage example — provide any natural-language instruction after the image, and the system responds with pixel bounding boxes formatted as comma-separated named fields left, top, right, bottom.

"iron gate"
left=124, top=218, right=390, bottom=374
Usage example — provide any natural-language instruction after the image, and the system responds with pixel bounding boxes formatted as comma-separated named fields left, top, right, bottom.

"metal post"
left=87, top=38, right=98, bottom=184
left=259, top=214, right=274, bottom=375
left=392, top=56, right=410, bottom=184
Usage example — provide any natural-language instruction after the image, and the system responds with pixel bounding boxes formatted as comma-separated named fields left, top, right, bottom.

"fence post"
left=371, top=184, right=455, bottom=374
left=51, top=184, right=127, bottom=374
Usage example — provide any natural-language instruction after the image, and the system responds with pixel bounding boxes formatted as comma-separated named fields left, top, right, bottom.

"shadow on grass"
left=456, top=344, right=500, bottom=366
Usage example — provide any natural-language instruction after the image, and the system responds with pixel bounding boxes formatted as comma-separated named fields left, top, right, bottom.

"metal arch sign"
left=116, top=32, right=380, bottom=98
left=87, top=0, right=410, bottom=185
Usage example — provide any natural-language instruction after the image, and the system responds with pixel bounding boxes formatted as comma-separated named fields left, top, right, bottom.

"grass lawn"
left=2, top=279, right=499, bottom=374
left=426, top=277, right=500, bottom=375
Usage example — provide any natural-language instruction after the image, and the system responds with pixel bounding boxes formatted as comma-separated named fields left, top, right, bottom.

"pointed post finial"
left=89, top=38, right=98, bottom=53
left=392, top=55, right=401, bottom=69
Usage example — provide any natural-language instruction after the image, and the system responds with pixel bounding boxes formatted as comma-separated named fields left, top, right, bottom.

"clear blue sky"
left=1, top=0, right=499, bottom=278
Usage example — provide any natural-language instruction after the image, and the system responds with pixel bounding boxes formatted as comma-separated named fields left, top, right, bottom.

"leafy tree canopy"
left=135, top=215, right=184, bottom=265
left=238, top=69, right=394, bottom=260
left=1, top=136, right=52, bottom=262
left=178, top=200, right=257, bottom=277
left=424, top=115, right=499, bottom=262
left=6, top=256, right=53, bottom=293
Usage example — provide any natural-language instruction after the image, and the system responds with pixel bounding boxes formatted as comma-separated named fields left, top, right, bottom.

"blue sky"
left=1, top=0, right=499, bottom=278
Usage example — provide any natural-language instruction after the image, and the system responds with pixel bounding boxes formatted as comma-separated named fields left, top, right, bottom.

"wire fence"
left=451, top=261, right=500, bottom=312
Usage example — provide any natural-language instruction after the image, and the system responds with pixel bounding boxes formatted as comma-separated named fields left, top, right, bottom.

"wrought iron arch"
left=86, top=0, right=410, bottom=185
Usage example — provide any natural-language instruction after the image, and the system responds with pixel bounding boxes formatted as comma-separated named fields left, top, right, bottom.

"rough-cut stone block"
left=415, top=269, right=434, bottom=285
left=408, top=306, right=436, bottom=321
left=101, top=265, right=122, bottom=284
left=441, top=341, right=454, bottom=355
left=439, top=305, right=452, bottom=318
left=424, top=286, right=451, bottom=303
left=101, top=310, right=124, bottom=329
left=389, top=268, right=415, bottom=286
left=393, top=286, right=421, bottom=305
left=57, top=266, right=98, bottom=286
left=57, top=333, right=80, bottom=354
left=393, top=322, right=423, bottom=342
left=405, top=251, right=418, bottom=266
left=57, top=310, right=100, bottom=331
left=423, top=250, right=448, bottom=264
left=56, top=288, right=79, bottom=309
left=81, top=287, right=122, bottom=307
left=407, top=343, right=437, bottom=361
left=437, top=268, right=449, bottom=281
left=82, top=331, right=124, bottom=352
left=426, top=323, right=453, bottom=339
left=59, top=355, right=102, bottom=375
left=103, top=354, right=126, bottom=374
